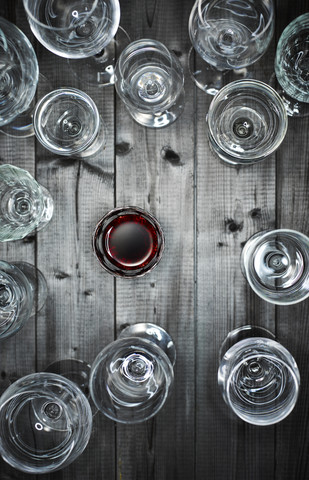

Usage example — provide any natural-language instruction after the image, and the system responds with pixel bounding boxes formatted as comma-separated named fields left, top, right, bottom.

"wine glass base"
left=188, top=47, right=251, bottom=95
left=78, top=115, right=107, bottom=158
left=127, top=99, right=184, bottom=128
left=219, top=325, right=275, bottom=361
left=12, top=262, right=47, bottom=314
left=68, top=26, right=130, bottom=87
left=119, top=323, right=176, bottom=366
left=269, top=73, right=309, bottom=117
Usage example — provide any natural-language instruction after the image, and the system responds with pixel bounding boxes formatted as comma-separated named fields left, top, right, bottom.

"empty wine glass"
left=0, top=17, right=39, bottom=137
left=207, top=79, right=288, bottom=165
left=33, top=87, right=106, bottom=157
left=274, top=13, right=309, bottom=117
left=241, top=229, right=309, bottom=305
left=188, top=0, right=274, bottom=94
left=114, top=39, right=185, bottom=128
left=0, top=260, right=47, bottom=339
left=92, top=206, right=165, bottom=277
left=23, top=0, right=129, bottom=87
left=218, top=325, right=300, bottom=425
left=89, top=323, right=175, bottom=423
left=0, top=372, right=92, bottom=473
left=0, top=164, right=53, bottom=242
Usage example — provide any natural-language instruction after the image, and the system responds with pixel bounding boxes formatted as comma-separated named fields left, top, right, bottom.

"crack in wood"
left=146, top=0, right=158, bottom=28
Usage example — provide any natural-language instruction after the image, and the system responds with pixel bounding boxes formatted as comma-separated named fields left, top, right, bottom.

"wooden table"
left=0, top=1, right=309, bottom=479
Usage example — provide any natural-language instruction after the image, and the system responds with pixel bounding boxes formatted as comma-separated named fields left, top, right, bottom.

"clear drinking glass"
left=0, top=17, right=39, bottom=137
left=188, top=0, right=274, bottom=94
left=218, top=325, right=300, bottom=425
left=0, top=164, right=53, bottom=241
left=207, top=79, right=288, bottom=166
left=92, top=206, right=165, bottom=277
left=114, top=39, right=185, bottom=128
left=241, top=229, right=309, bottom=305
left=0, top=372, right=92, bottom=473
left=0, top=260, right=47, bottom=339
left=274, top=13, right=309, bottom=117
left=89, top=323, right=175, bottom=423
left=23, top=0, right=129, bottom=87
left=33, top=87, right=105, bottom=157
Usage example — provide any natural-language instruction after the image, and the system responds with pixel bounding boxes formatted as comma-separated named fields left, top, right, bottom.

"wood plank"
left=195, top=2, right=278, bottom=477
left=114, top=1, right=196, bottom=478
left=275, top=2, right=309, bottom=479
left=33, top=40, right=116, bottom=479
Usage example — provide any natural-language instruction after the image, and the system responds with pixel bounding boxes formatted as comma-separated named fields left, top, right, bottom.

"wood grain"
left=0, top=1, right=308, bottom=479
left=194, top=3, right=278, bottom=478
left=275, top=1, right=309, bottom=479
left=114, top=1, right=195, bottom=479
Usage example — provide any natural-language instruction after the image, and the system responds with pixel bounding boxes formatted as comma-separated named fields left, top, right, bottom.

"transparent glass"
left=45, top=359, right=92, bottom=402
left=23, top=0, right=129, bottom=87
left=207, top=79, right=288, bottom=166
left=33, top=88, right=105, bottom=157
left=23, top=0, right=119, bottom=59
left=241, top=229, right=309, bottom=305
left=92, top=206, right=165, bottom=278
left=89, top=323, right=175, bottom=423
left=188, top=0, right=274, bottom=94
left=0, top=17, right=39, bottom=133
left=0, top=165, right=53, bottom=241
left=218, top=326, right=300, bottom=425
left=0, top=372, right=92, bottom=473
left=0, top=260, right=47, bottom=339
left=274, top=13, right=309, bottom=117
left=115, top=39, right=185, bottom=128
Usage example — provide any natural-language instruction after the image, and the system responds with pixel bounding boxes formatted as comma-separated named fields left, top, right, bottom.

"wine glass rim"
left=89, top=336, right=174, bottom=423
left=207, top=79, right=288, bottom=161
left=116, top=38, right=181, bottom=77
left=33, top=87, right=101, bottom=155
left=189, top=0, right=274, bottom=43
left=247, top=228, right=309, bottom=241
left=225, top=350, right=300, bottom=422
left=22, top=0, right=118, bottom=31
left=0, top=18, right=39, bottom=123
left=242, top=228, right=309, bottom=305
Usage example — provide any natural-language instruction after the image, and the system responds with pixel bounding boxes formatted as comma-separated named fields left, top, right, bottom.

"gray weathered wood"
left=0, top=0, right=308, bottom=479
left=114, top=1, right=195, bottom=479
left=194, top=7, right=278, bottom=479
left=275, top=2, right=309, bottom=479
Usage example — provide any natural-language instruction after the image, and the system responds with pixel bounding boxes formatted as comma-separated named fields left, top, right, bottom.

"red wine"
left=93, top=207, right=164, bottom=277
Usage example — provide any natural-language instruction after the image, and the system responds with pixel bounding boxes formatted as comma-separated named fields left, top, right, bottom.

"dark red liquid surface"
left=101, top=213, right=159, bottom=270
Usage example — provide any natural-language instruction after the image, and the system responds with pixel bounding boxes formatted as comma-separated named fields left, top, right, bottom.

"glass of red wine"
left=92, top=206, right=165, bottom=277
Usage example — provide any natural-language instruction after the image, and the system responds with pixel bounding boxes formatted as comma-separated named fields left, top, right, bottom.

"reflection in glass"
left=0, top=373, right=92, bottom=473
left=115, top=39, right=185, bottom=128
left=188, top=0, right=274, bottom=94
left=241, top=229, right=309, bottom=305
left=275, top=13, right=309, bottom=117
left=90, top=323, right=176, bottom=423
left=207, top=80, right=288, bottom=166
left=218, top=325, right=300, bottom=425
left=0, top=17, right=39, bottom=137
left=34, top=88, right=105, bottom=157
left=0, top=165, right=53, bottom=242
